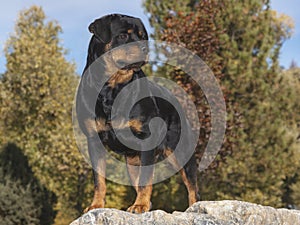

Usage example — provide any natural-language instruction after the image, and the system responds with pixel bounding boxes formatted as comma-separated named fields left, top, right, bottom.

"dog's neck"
left=99, top=69, right=147, bottom=120
left=109, top=68, right=145, bottom=86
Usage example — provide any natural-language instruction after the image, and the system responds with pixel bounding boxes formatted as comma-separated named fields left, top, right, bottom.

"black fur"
left=76, top=14, right=199, bottom=213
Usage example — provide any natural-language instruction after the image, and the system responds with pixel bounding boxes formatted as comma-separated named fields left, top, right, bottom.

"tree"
left=0, top=6, right=89, bottom=222
left=289, top=60, right=298, bottom=69
left=0, top=172, right=40, bottom=225
left=144, top=0, right=300, bottom=208
left=0, top=7, right=139, bottom=223
left=144, top=0, right=228, bottom=211
left=211, top=0, right=299, bottom=207
left=280, top=67, right=300, bottom=208
left=0, top=143, right=56, bottom=225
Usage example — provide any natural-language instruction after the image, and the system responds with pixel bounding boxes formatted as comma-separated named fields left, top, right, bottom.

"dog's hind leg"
left=84, top=136, right=106, bottom=213
left=127, top=150, right=154, bottom=213
left=180, top=154, right=200, bottom=206
left=164, top=148, right=200, bottom=206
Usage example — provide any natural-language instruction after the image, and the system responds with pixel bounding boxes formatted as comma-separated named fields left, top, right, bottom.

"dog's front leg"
left=84, top=136, right=106, bottom=213
left=127, top=150, right=154, bottom=213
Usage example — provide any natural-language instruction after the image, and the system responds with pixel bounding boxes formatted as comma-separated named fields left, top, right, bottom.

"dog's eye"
left=118, top=33, right=129, bottom=40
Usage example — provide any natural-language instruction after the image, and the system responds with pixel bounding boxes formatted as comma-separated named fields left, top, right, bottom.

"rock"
left=70, top=200, right=300, bottom=225
left=186, top=201, right=300, bottom=225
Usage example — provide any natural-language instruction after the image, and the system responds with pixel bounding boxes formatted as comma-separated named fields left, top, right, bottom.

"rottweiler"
left=76, top=14, right=200, bottom=213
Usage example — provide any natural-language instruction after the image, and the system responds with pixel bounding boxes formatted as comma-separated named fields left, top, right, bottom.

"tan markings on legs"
left=85, top=176, right=106, bottom=213
left=164, top=148, right=198, bottom=206
left=164, top=148, right=181, bottom=170
left=179, top=168, right=198, bottom=206
left=84, top=119, right=96, bottom=135
left=126, top=155, right=141, bottom=192
left=111, top=119, right=142, bottom=133
left=85, top=118, right=142, bottom=135
left=128, top=119, right=142, bottom=132
left=95, top=118, right=108, bottom=132
left=127, top=153, right=153, bottom=213
left=84, top=156, right=106, bottom=213
left=84, top=118, right=108, bottom=135
left=127, top=179, right=153, bottom=213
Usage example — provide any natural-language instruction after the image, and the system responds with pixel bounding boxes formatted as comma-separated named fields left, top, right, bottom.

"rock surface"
left=70, top=200, right=300, bottom=225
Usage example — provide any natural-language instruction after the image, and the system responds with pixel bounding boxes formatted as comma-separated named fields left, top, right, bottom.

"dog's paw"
left=127, top=202, right=152, bottom=214
left=83, top=204, right=102, bottom=213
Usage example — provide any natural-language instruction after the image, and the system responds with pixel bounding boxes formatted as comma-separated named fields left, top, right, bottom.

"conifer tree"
left=0, top=6, right=137, bottom=223
left=144, top=0, right=300, bottom=208
left=0, top=6, right=88, bottom=221
left=0, top=143, right=56, bottom=225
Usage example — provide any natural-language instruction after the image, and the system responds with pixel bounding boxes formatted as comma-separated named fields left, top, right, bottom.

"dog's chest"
left=96, top=70, right=148, bottom=119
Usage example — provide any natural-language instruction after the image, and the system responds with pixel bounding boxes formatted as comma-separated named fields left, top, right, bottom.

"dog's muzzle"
left=114, top=43, right=149, bottom=70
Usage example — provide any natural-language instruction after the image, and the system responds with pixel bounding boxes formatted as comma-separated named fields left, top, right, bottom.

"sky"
left=0, top=0, right=299, bottom=75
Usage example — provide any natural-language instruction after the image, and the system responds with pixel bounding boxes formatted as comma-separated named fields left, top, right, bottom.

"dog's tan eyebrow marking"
left=128, top=29, right=134, bottom=34
left=104, top=41, right=112, bottom=52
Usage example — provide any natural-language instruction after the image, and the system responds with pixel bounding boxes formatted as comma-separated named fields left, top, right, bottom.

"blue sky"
left=0, top=0, right=299, bottom=75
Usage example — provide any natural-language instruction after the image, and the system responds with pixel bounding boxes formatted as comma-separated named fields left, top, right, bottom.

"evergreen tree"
left=0, top=6, right=138, bottom=223
left=0, top=171, right=40, bottom=225
left=0, top=143, right=56, bottom=225
left=144, top=0, right=300, bottom=208
left=289, top=60, right=298, bottom=69
left=0, top=6, right=88, bottom=222
left=212, top=0, right=298, bottom=207
left=280, top=67, right=300, bottom=208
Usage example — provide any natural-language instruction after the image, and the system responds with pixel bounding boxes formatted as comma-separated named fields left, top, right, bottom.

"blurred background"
left=0, top=1, right=299, bottom=224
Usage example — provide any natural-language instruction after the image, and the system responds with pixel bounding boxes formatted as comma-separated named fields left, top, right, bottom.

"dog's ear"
left=88, top=15, right=112, bottom=43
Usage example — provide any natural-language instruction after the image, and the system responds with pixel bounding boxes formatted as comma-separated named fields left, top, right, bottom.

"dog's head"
left=88, top=14, right=149, bottom=70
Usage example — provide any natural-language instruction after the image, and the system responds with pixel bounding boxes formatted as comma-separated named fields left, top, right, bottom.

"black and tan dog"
left=76, top=14, right=199, bottom=213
